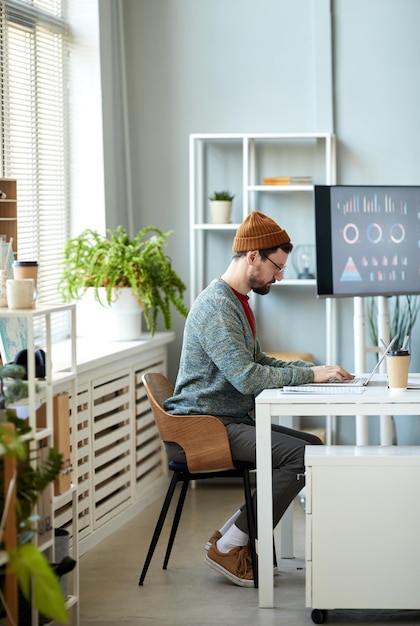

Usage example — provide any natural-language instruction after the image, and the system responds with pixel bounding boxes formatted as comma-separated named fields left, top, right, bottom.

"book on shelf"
left=262, top=176, right=313, bottom=186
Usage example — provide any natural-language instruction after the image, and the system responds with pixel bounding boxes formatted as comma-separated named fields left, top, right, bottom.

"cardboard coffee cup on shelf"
left=13, top=260, right=38, bottom=287
left=386, top=349, right=410, bottom=393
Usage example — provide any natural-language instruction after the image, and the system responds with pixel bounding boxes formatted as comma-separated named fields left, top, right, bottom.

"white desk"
left=255, top=376, right=420, bottom=608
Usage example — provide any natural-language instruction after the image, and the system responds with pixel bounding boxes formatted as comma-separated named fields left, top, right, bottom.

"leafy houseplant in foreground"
left=0, top=366, right=67, bottom=623
left=59, top=225, right=188, bottom=336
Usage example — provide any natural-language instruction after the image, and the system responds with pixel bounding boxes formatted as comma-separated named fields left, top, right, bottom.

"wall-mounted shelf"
left=280, top=279, right=317, bottom=287
left=248, top=184, right=314, bottom=192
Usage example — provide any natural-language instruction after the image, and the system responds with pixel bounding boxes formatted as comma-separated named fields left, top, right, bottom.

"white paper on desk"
left=281, top=385, right=366, bottom=394
left=407, top=377, right=420, bottom=389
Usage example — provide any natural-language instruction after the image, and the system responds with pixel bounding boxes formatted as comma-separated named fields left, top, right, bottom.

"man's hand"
left=311, top=365, right=354, bottom=383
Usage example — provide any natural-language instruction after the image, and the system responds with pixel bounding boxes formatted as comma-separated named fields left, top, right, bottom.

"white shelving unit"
left=189, top=133, right=338, bottom=442
left=189, top=132, right=336, bottom=303
left=1, top=303, right=79, bottom=625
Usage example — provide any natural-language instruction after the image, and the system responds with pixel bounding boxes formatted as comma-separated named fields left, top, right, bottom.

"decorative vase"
left=77, top=287, right=143, bottom=341
left=209, top=200, right=232, bottom=224
left=292, top=244, right=316, bottom=279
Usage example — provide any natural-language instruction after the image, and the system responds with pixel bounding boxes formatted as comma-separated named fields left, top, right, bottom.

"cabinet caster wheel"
left=311, top=609, right=326, bottom=624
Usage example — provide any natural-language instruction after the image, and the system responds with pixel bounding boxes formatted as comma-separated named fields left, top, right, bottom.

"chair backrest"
left=142, top=372, right=235, bottom=473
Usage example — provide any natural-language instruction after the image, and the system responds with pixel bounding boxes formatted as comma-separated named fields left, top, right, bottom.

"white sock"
left=219, top=509, right=241, bottom=535
left=216, top=523, right=249, bottom=554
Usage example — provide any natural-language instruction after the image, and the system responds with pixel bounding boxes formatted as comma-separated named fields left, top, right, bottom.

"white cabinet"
left=305, top=445, right=420, bottom=624
left=189, top=132, right=336, bottom=303
left=51, top=333, right=173, bottom=556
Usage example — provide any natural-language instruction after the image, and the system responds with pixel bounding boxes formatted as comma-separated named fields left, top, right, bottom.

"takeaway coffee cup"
left=13, top=260, right=38, bottom=287
left=6, top=278, right=35, bottom=309
left=386, top=349, right=410, bottom=392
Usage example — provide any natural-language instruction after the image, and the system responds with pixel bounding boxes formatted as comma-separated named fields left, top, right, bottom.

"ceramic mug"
left=6, top=278, right=35, bottom=309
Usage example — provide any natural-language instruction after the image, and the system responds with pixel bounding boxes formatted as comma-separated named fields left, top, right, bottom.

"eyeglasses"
left=260, top=253, right=287, bottom=276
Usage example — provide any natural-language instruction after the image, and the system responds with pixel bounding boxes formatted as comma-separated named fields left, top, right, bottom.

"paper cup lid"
left=13, top=260, right=38, bottom=267
left=387, top=350, right=410, bottom=356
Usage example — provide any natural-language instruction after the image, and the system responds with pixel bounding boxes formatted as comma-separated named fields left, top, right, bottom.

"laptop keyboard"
left=329, top=376, right=366, bottom=385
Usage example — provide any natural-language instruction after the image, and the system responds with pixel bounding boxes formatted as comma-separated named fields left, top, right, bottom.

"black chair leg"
left=163, top=478, right=190, bottom=569
left=273, top=538, right=278, bottom=569
left=138, top=471, right=179, bottom=585
left=242, top=468, right=258, bottom=588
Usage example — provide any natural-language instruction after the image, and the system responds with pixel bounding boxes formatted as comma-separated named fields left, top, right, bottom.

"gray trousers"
left=224, top=421, right=322, bottom=534
left=165, top=419, right=322, bottom=536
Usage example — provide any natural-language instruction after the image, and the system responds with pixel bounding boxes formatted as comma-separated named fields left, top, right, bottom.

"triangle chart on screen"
left=340, top=256, right=362, bottom=282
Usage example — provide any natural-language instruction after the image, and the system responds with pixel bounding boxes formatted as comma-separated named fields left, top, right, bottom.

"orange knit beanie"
left=232, top=211, right=291, bottom=252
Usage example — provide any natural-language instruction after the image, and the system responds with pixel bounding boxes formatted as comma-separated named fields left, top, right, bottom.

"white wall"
left=120, top=0, right=333, bottom=358
left=334, top=0, right=420, bottom=185
left=111, top=0, right=420, bottom=444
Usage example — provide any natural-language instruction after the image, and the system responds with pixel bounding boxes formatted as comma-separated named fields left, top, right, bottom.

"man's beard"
left=252, top=284, right=271, bottom=295
left=249, top=276, right=273, bottom=295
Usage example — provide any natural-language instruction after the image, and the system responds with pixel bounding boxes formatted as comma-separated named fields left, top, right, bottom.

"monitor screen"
left=315, top=185, right=420, bottom=298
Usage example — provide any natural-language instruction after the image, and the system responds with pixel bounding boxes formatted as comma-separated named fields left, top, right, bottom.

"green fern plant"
left=59, top=225, right=188, bottom=335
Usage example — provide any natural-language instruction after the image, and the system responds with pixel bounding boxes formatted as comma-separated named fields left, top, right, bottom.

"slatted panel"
left=134, top=354, right=167, bottom=491
left=75, top=386, right=92, bottom=539
left=53, top=343, right=170, bottom=554
left=92, top=371, right=132, bottom=527
left=54, top=490, right=73, bottom=534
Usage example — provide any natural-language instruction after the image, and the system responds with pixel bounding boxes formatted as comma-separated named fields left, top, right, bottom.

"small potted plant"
left=59, top=225, right=188, bottom=339
left=208, top=190, right=235, bottom=224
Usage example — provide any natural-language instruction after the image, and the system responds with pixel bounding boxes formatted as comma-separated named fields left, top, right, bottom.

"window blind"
left=0, top=0, right=70, bottom=338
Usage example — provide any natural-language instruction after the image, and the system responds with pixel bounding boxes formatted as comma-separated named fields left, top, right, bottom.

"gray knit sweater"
left=164, top=279, right=315, bottom=421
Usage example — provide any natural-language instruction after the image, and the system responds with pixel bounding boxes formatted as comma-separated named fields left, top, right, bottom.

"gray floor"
left=79, top=481, right=420, bottom=626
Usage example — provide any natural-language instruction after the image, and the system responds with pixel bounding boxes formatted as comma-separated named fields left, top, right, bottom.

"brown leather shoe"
left=205, top=543, right=254, bottom=587
left=205, top=530, right=222, bottom=551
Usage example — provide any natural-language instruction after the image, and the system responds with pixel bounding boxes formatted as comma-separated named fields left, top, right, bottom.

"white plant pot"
left=77, top=287, right=143, bottom=341
left=209, top=200, right=232, bottom=224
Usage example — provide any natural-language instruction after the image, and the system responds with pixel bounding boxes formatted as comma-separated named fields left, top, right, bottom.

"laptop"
left=311, top=334, right=398, bottom=387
